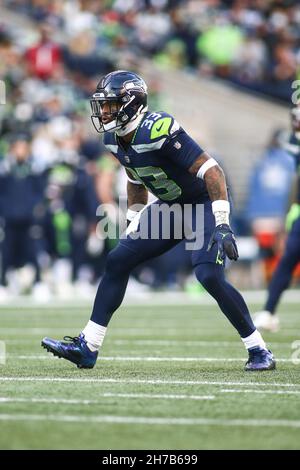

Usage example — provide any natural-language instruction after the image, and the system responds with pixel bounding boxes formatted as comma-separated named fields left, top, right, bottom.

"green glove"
left=286, top=203, right=300, bottom=232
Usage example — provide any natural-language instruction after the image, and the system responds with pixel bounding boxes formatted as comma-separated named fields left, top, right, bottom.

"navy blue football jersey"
left=283, top=132, right=300, bottom=203
left=103, top=111, right=209, bottom=204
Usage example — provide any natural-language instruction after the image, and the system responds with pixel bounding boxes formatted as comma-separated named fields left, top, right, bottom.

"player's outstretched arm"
left=189, top=152, right=239, bottom=261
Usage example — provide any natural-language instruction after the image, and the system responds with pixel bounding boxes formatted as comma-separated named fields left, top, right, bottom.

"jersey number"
left=126, top=166, right=182, bottom=201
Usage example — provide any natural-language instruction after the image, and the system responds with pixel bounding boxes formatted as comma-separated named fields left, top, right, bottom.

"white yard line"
left=4, top=354, right=296, bottom=363
left=0, top=413, right=300, bottom=428
left=2, top=389, right=299, bottom=402
left=4, top=339, right=295, bottom=348
left=1, top=327, right=299, bottom=336
left=0, top=393, right=215, bottom=404
left=0, top=397, right=104, bottom=404
left=108, top=339, right=296, bottom=348
left=0, top=376, right=299, bottom=387
left=220, top=389, right=300, bottom=395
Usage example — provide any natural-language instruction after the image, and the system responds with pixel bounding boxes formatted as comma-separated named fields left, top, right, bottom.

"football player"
left=254, top=105, right=300, bottom=332
left=42, top=70, right=275, bottom=371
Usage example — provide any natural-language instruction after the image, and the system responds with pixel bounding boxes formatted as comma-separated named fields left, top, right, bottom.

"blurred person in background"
left=246, top=128, right=295, bottom=287
left=0, top=135, right=47, bottom=300
left=43, top=133, right=99, bottom=297
left=254, top=105, right=300, bottom=332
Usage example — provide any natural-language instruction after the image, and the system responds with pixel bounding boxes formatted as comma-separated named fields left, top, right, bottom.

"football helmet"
left=90, top=70, right=148, bottom=134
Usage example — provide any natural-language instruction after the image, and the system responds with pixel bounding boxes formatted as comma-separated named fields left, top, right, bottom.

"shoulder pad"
left=150, top=112, right=180, bottom=140
left=103, top=133, right=118, bottom=154
left=135, top=111, right=181, bottom=146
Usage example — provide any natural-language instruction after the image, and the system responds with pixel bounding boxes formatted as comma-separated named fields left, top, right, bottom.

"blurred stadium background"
left=0, top=0, right=299, bottom=301
left=1, top=0, right=300, bottom=451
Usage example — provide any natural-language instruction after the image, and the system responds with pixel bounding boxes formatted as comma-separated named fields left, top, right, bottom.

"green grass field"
left=0, top=296, right=300, bottom=450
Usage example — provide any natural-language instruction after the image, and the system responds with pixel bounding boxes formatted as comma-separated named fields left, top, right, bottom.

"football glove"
left=285, top=203, right=300, bottom=232
left=207, top=223, right=239, bottom=262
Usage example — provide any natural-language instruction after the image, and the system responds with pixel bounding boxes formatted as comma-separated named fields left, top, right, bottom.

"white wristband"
left=127, top=176, right=143, bottom=185
left=126, top=209, right=139, bottom=221
left=212, top=200, right=230, bottom=226
left=196, top=158, right=218, bottom=179
left=212, top=200, right=230, bottom=214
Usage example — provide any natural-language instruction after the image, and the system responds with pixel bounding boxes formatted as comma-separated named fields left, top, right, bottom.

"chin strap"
left=115, top=112, right=145, bottom=137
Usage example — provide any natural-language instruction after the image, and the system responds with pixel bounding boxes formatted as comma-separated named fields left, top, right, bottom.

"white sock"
left=241, top=329, right=267, bottom=351
left=82, top=320, right=107, bottom=352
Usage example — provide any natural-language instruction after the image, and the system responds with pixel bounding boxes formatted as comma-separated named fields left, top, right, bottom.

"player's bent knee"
left=194, top=263, right=221, bottom=291
left=105, top=245, right=139, bottom=277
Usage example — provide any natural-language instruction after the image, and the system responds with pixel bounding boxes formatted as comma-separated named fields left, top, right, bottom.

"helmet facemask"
left=90, top=76, right=148, bottom=134
left=90, top=95, right=130, bottom=133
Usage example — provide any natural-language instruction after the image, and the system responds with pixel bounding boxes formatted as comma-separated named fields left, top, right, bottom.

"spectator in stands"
left=25, top=22, right=62, bottom=80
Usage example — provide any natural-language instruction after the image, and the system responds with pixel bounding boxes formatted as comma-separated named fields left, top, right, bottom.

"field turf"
left=0, top=296, right=300, bottom=450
